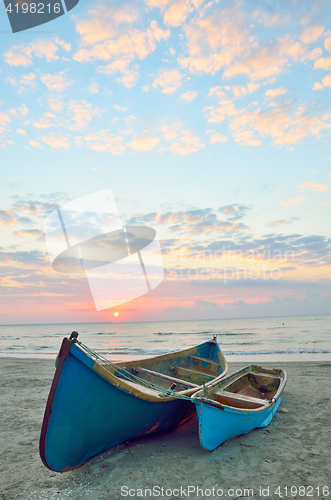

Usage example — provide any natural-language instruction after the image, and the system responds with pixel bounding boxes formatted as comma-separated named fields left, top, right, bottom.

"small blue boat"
left=192, top=365, right=287, bottom=451
left=40, top=332, right=227, bottom=472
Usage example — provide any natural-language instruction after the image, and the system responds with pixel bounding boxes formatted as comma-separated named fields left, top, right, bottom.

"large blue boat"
left=192, top=364, right=287, bottom=451
left=40, top=332, right=227, bottom=472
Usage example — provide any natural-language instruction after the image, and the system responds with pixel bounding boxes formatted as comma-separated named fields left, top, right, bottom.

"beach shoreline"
left=1, top=359, right=330, bottom=500
left=1, top=354, right=331, bottom=363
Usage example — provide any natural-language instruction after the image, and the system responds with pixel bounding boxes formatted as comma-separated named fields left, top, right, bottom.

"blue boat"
left=40, top=332, right=227, bottom=472
left=192, top=365, right=287, bottom=451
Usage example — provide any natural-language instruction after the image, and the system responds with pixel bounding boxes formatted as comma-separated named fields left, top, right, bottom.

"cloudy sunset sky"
left=0, top=0, right=331, bottom=324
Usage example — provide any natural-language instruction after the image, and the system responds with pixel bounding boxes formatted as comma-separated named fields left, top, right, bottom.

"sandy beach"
left=1, top=358, right=330, bottom=500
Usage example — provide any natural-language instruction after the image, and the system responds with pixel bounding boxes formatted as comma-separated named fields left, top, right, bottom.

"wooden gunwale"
left=113, top=339, right=225, bottom=370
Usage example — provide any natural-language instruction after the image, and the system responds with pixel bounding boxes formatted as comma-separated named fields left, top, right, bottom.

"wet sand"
left=1, top=358, right=330, bottom=500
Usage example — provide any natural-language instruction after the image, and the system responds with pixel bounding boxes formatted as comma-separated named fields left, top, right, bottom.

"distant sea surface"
left=0, top=315, right=330, bottom=362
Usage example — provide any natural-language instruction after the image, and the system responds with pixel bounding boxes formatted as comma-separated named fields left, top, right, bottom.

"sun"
left=114, top=312, right=119, bottom=317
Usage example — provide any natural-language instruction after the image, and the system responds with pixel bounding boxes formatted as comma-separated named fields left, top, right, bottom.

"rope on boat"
left=74, top=339, right=194, bottom=401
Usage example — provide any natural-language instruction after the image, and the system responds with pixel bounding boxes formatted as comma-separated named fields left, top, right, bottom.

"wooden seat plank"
left=171, top=365, right=215, bottom=382
left=214, top=389, right=268, bottom=405
left=188, top=355, right=219, bottom=369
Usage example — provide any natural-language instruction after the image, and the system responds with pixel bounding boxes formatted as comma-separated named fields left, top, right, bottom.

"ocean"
left=0, top=314, right=330, bottom=362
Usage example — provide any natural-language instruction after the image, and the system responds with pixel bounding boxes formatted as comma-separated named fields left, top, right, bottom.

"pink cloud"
left=299, top=24, right=324, bottom=44
left=298, top=181, right=328, bottom=193
left=168, top=134, right=204, bottom=155
left=84, top=130, right=125, bottom=154
left=163, top=0, right=193, bottom=27
left=40, top=72, right=73, bottom=92
left=127, top=137, right=160, bottom=151
left=73, top=3, right=170, bottom=87
left=13, top=229, right=44, bottom=239
left=152, top=68, right=183, bottom=94
left=4, top=38, right=71, bottom=66
left=42, top=133, right=70, bottom=150
left=0, top=210, right=17, bottom=225
left=280, top=197, right=305, bottom=208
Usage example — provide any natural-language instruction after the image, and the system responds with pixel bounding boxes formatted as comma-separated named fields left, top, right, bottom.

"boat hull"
left=40, top=336, right=226, bottom=472
left=192, top=364, right=286, bottom=451
left=195, top=397, right=281, bottom=451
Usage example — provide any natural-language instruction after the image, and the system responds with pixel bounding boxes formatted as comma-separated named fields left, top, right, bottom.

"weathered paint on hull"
left=40, top=339, right=195, bottom=472
left=195, top=398, right=281, bottom=451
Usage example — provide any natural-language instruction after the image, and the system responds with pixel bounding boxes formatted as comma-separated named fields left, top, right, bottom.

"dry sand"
left=1, top=358, right=330, bottom=500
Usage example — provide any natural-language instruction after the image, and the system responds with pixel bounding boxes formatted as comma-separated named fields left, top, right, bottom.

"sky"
left=0, top=0, right=331, bottom=324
